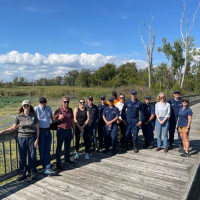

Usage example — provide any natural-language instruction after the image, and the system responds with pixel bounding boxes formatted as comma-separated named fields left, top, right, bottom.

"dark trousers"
left=118, top=120, right=125, bottom=145
left=104, top=124, right=118, bottom=149
left=98, top=120, right=104, bottom=146
left=39, top=128, right=52, bottom=170
left=75, top=126, right=89, bottom=153
left=141, top=122, right=155, bottom=145
left=169, top=118, right=182, bottom=144
left=56, top=128, right=72, bottom=165
left=125, top=122, right=139, bottom=145
left=18, top=136, right=37, bottom=174
left=88, top=122, right=97, bottom=147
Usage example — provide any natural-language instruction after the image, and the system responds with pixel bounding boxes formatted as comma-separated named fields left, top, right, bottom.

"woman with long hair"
left=155, top=93, right=170, bottom=152
left=0, top=100, right=39, bottom=181
left=74, top=98, right=90, bottom=159
left=177, top=98, right=193, bottom=157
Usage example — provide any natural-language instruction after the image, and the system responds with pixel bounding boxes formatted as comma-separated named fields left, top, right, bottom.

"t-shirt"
left=115, top=102, right=124, bottom=120
left=143, top=103, right=155, bottom=122
left=14, top=112, right=39, bottom=137
left=178, top=107, right=193, bottom=127
left=102, top=106, right=120, bottom=125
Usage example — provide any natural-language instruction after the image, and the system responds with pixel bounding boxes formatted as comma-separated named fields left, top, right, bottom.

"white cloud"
left=0, top=51, right=147, bottom=82
left=0, top=44, right=9, bottom=48
left=26, top=6, right=60, bottom=13
left=120, top=13, right=130, bottom=20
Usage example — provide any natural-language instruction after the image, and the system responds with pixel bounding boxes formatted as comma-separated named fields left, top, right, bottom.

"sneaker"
left=178, top=149, right=185, bottom=153
left=180, top=152, right=190, bottom=157
left=164, top=148, right=168, bottom=153
left=44, top=168, right=57, bottom=176
left=17, top=173, right=27, bottom=181
left=31, top=172, right=37, bottom=180
left=56, top=165, right=63, bottom=171
left=156, top=147, right=161, bottom=151
left=103, top=148, right=110, bottom=153
left=179, top=143, right=183, bottom=150
left=85, top=153, right=89, bottom=159
left=168, top=144, right=173, bottom=150
left=133, top=143, right=139, bottom=153
left=112, top=148, right=116, bottom=155
left=148, top=144, right=154, bottom=149
left=75, top=153, right=79, bottom=159
left=65, top=159, right=74, bottom=166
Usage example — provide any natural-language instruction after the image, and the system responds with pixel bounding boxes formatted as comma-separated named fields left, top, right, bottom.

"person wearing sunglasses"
left=155, top=93, right=170, bottom=152
left=0, top=100, right=39, bottom=181
left=85, top=96, right=99, bottom=152
left=74, top=98, right=90, bottom=159
left=177, top=98, right=193, bottom=157
left=115, top=94, right=126, bottom=149
left=102, top=97, right=120, bottom=155
left=34, top=97, right=57, bottom=176
left=53, top=96, right=75, bottom=170
left=168, top=90, right=183, bottom=150
left=98, top=95, right=108, bottom=148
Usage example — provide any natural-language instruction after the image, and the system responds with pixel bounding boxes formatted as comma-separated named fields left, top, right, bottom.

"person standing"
left=74, top=98, right=90, bottom=159
left=53, top=96, right=75, bottom=170
left=98, top=95, right=108, bottom=147
left=168, top=90, right=183, bottom=150
left=85, top=96, right=99, bottom=152
left=121, top=90, right=145, bottom=153
left=34, top=97, right=57, bottom=176
left=141, top=96, right=155, bottom=149
left=102, top=97, right=120, bottom=155
left=155, top=92, right=171, bottom=152
left=0, top=100, right=39, bottom=181
left=177, top=98, right=193, bottom=157
left=106, top=91, right=120, bottom=106
left=115, top=94, right=126, bottom=148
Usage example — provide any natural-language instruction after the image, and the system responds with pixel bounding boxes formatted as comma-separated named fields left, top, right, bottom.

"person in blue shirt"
left=141, top=96, right=155, bottom=149
left=168, top=90, right=183, bottom=150
left=34, top=97, right=57, bottom=176
left=121, top=90, right=145, bottom=153
left=102, top=97, right=120, bottom=155
left=98, top=95, right=108, bottom=147
left=177, top=98, right=193, bottom=157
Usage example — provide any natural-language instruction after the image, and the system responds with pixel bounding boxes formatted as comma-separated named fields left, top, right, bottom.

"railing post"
left=2, top=142, right=6, bottom=174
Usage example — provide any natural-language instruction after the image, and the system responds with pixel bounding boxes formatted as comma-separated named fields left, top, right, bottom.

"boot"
left=168, top=142, right=173, bottom=150
left=133, top=143, right=139, bottom=153
left=143, top=141, right=149, bottom=148
left=122, top=143, right=129, bottom=152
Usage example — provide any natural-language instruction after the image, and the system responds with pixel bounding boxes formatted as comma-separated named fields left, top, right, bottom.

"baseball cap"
left=22, top=100, right=30, bottom=106
left=131, top=90, right=137, bottom=95
left=39, top=97, right=47, bottom=102
left=182, top=98, right=189, bottom=103
left=174, top=90, right=180, bottom=94
left=100, top=95, right=105, bottom=100
left=112, top=91, right=117, bottom=96
left=108, top=97, right=114, bottom=101
left=88, top=96, right=93, bottom=101
left=145, top=95, right=151, bottom=99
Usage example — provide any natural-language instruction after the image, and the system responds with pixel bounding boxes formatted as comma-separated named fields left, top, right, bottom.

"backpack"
left=50, top=108, right=62, bottom=130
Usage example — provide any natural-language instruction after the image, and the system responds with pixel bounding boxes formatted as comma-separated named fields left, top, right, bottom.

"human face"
left=131, top=93, right=137, bottom=100
left=145, top=98, right=151, bottom=104
left=100, top=98, right=105, bottom=104
left=182, top=100, right=188, bottom=107
left=62, top=98, right=69, bottom=108
left=159, top=95, right=165, bottom=102
left=174, top=93, right=180, bottom=99
left=119, top=95, right=125, bottom=102
left=39, top=100, right=47, bottom=108
left=109, top=100, right=114, bottom=107
left=79, top=100, right=85, bottom=107
left=23, top=104, right=30, bottom=111
left=88, top=99, right=93, bottom=105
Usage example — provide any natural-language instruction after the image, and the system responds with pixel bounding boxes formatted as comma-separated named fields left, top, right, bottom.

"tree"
left=180, top=0, right=200, bottom=88
left=138, top=16, right=156, bottom=89
left=64, top=70, right=79, bottom=86
left=13, top=77, right=18, bottom=86
left=76, top=69, right=91, bottom=87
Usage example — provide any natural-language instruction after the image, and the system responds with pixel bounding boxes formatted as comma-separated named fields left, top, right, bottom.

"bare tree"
left=180, top=0, right=200, bottom=88
left=138, top=16, right=156, bottom=89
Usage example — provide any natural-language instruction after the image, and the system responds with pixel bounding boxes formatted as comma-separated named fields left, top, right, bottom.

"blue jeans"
left=125, top=122, right=139, bottom=144
left=39, top=128, right=52, bottom=170
left=18, top=136, right=37, bottom=174
left=88, top=122, right=97, bottom=147
left=56, top=128, right=72, bottom=165
left=156, top=117, right=169, bottom=148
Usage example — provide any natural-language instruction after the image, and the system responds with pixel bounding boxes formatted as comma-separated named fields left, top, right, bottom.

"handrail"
left=1, top=93, right=200, bottom=183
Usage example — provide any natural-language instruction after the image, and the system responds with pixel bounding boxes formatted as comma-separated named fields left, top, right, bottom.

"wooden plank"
left=0, top=169, right=19, bottom=183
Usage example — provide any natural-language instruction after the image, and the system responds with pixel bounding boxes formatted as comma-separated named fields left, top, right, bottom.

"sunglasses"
left=23, top=104, right=30, bottom=108
left=160, top=96, right=165, bottom=99
left=79, top=102, right=85, bottom=104
left=119, top=97, right=124, bottom=99
left=63, top=101, right=69, bottom=104
left=40, top=101, right=47, bottom=104
left=182, top=101, right=188, bottom=103
left=100, top=99, right=105, bottom=100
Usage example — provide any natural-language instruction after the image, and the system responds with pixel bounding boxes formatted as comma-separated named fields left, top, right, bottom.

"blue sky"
left=0, top=0, right=200, bottom=81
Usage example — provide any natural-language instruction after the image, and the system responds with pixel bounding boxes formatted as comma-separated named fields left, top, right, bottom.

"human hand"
left=123, top=120, right=127, bottom=126
left=58, top=114, right=64, bottom=121
left=34, top=139, right=38, bottom=148
left=160, top=121, right=164, bottom=125
left=136, top=121, right=142, bottom=127
left=144, top=122, right=148, bottom=125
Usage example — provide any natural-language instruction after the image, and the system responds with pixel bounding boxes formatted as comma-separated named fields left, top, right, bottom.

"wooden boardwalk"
left=1, top=103, right=200, bottom=200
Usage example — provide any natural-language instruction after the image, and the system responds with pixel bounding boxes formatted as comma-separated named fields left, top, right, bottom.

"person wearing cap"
left=85, top=96, right=99, bottom=152
left=155, top=92, right=170, bottom=152
left=106, top=91, right=120, bottom=106
left=102, top=97, right=120, bottom=155
left=53, top=96, right=75, bottom=170
left=0, top=100, right=39, bottom=181
left=168, top=90, right=183, bottom=150
left=115, top=94, right=126, bottom=148
left=177, top=98, right=193, bottom=157
left=121, top=90, right=145, bottom=153
left=141, top=95, right=155, bottom=149
left=98, top=95, right=108, bottom=147
left=34, top=97, right=57, bottom=176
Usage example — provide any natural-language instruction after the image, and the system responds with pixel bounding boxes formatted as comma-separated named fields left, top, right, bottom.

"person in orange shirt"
left=106, top=91, right=120, bottom=106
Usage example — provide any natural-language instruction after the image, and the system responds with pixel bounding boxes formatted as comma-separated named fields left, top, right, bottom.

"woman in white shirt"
left=155, top=92, right=170, bottom=152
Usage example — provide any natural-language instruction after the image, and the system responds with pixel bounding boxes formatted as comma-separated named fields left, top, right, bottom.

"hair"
left=18, top=105, right=35, bottom=114
left=119, top=93, right=125, bottom=98
left=62, top=96, right=69, bottom=100
left=156, top=92, right=167, bottom=102
left=79, top=98, right=85, bottom=103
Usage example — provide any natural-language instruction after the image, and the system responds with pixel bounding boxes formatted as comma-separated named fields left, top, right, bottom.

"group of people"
left=0, top=89, right=193, bottom=182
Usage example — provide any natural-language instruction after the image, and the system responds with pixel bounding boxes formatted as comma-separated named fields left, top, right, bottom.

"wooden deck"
left=1, top=103, right=200, bottom=200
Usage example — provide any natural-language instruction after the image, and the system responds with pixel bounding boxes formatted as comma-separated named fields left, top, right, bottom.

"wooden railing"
left=1, top=94, right=200, bottom=183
